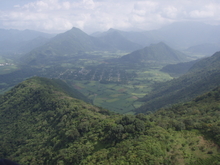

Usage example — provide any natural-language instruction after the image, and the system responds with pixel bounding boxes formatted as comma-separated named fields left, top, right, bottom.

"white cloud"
left=0, top=0, right=220, bottom=33
left=162, top=6, right=179, bottom=19
left=190, top=10, right=214, bottom=18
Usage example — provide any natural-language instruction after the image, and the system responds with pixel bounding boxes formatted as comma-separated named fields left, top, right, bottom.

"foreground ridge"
left=0, top=77, right=220, bottom=164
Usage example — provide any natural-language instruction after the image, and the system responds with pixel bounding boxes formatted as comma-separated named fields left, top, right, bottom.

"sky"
left=1, top=0, right=220, bottom=34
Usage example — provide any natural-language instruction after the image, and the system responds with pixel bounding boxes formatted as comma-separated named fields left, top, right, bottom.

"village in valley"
left=0, top=63, right=14, bottom=66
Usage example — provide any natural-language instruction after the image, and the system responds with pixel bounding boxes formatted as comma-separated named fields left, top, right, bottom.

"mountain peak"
left=149, top=42, right=167, bottom=47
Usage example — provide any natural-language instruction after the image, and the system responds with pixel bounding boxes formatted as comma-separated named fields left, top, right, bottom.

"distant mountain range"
left=93, top=22, right=220, bottom=55
left=0, top=21, right=219, bottom=63
left=120, top=42, right=189, bottom=64
left=135, top=51, right=220, bottom=113
left=1, top=21, right=220, bottom=59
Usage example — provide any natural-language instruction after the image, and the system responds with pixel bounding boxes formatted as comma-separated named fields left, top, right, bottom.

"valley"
left=0, top=50, right=173, bottom=113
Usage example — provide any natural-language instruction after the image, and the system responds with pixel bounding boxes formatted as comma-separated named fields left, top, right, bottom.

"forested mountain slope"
left=0, top=77, right=114, bottom=164
left=1, top=77, right=220, bottom=164
left=135, top=51, right=220, bottom=113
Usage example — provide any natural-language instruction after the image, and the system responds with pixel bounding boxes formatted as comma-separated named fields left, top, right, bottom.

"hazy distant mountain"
left=97, top=28, right=143, bottom=51
left=185, top=43, right=220, bottom=56
left=0, top=36, right=50, bottom=55
left=150, top=22, right=220, bottom=49
left=94, top=22, right=220, bottom=55
left=0, top=29, right=54, bottom=55
left=120, top=42, right=189, bottom=64
left=0, top=29, right=53, bottom=42
left=17, top=36, right=50, bottom=53
left=135, top=51, right=220, bottom=113
left=92, top=28, right=158, bottom=47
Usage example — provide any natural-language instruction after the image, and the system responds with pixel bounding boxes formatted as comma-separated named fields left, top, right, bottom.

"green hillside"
left=120, top=42, right=189, bottom=64
left=1, top=77, right=220, bottom=164
left=135, top=51, right=220, bottom=113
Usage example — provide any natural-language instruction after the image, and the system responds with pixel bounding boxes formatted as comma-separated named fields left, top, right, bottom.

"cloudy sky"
left=1, top=0, right=220, bottom=34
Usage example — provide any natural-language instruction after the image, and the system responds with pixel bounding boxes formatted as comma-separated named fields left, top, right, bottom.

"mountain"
left=21, top=27, right=113, bottom=65
left=0, top=29, right=53, bottom=42
left=92, top=28, right=160, bottom=47
left=160, top=59, right=199, bottom=77
left=0, top=29, right=54, bottom=55
left=120, top=42, right=189, bottom=64
left=185, top=43, right=220, bottom=57
left=94, top=22, right=220, bottom=56
left=0, top=37, right=50, bottom=57
left=17, top=36, right=50, bottom=54
left=0, top=77, right=114, bottom=164
left=97, top=28, right=143, bottom=51
left=135, top=51, right=220, bottom=113
left=1, top=77, right=220, bottom=164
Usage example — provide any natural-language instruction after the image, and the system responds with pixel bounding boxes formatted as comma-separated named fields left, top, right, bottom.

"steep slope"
left=21, top=27, right=111, bottom=65
left=97, top=29, right=142, bottom=51
left=160, top=59, right=199, bottom=77
left=120, top=42, right=189, bottom=64
left=135, top=51, right=220, bottom=113
left=1, top=77, right=220, bottom=164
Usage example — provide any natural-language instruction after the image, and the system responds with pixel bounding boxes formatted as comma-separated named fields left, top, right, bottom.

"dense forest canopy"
left=0, top=77, right=220, bottom=164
